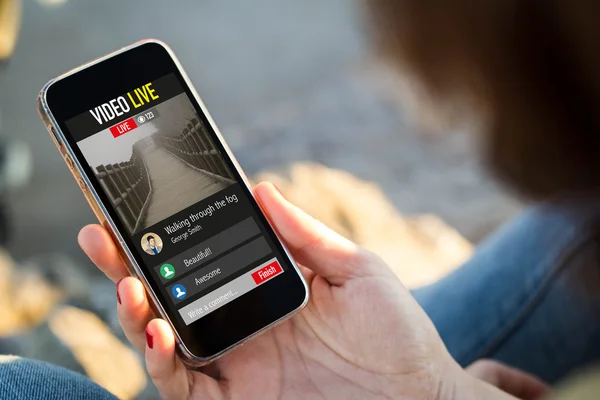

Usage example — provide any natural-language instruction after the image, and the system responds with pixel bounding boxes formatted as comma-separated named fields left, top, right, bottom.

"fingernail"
left=116, top=278, right=123, bottom=304
left=146, top=327, right=154, bottom=349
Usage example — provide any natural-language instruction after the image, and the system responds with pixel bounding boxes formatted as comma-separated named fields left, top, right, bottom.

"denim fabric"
left=414, top=198, right=600, bottom=384
left=0, top=356, right=116, bottom=400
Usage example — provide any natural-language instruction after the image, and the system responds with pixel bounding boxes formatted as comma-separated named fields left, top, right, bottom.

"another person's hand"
left=79, top=182, right=529, bottom=400
left=467, top=359, right=550, bottom=400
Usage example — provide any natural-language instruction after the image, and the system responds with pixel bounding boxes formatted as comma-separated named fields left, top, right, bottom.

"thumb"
left=254, top=181, right=377, bottom=285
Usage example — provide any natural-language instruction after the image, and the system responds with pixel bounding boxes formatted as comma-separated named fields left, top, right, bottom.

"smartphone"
left=37, top=39, right=309, bottom=367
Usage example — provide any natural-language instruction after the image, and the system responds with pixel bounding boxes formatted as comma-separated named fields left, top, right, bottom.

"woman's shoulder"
left=549, top=366, right=600, bottom=400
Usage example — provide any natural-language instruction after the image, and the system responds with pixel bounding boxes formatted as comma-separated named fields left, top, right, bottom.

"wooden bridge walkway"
left=140, top=146, right=229, bottom=229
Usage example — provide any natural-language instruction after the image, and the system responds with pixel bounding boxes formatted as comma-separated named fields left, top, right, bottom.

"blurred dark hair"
left=367, top=0, right=600, bottom=199
left=147, top=236, right=155, bottom=242
left=367, top=1, right=600, bottom=291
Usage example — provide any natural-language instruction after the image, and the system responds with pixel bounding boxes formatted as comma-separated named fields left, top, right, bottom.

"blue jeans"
left=0, top=356, right=116, bottom=399
left=2, top=200, right=600, bottom=397
left=414, top=197, right=600, bottom=384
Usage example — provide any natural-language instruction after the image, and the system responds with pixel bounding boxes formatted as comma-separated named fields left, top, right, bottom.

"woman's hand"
left=79, top=182, right=523, bottom=400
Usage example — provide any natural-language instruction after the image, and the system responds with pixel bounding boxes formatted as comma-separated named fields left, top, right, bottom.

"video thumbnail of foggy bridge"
left=94, top=118, right=235, bottom=234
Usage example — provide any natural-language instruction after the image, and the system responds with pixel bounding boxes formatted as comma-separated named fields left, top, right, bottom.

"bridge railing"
left=95, top=146, right=153, bottom=234
left=153, top=117, right=235, bottom=184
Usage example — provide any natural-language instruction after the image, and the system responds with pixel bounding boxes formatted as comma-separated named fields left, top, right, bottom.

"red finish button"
left=251, top=260, right=283, bottom=285
left=109, top=117, right=138, bottom=138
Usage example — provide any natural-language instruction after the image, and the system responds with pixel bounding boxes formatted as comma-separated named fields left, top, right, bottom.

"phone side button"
left=64, top=155, right=75, bottom=169
left=50, top=127, right=62, bottom=146
left=77, top=178, right=88, bottom=192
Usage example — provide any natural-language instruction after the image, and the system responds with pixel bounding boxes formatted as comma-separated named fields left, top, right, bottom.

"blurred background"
left=0, top=0, right=521, bottom=398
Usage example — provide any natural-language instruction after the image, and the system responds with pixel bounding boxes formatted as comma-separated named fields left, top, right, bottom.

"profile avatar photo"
left=141, top=232, right=163, bottom=255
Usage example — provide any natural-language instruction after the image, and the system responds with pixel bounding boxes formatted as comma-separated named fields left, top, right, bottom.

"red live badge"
left=109, top=117, right=138, bottom=138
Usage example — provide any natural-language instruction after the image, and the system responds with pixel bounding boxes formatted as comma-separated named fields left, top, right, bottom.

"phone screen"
left=44, top=42, right=307, bottom=359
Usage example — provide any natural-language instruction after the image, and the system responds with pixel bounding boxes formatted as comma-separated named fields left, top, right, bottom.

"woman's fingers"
left=79, top=224, right=151, bottom=351
left=145, top=319, right=221, bottom=400
left=116, top=277, right=155, bottom=354
left=118, top=281, right=221, bottom=399
left=79, top=224, right=129, bottom=282
left=144, top=319, right=191, bottom=400
left=254, top=182, right=378, bottom=285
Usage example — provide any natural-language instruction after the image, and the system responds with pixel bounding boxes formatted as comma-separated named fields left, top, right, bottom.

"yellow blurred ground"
left=0, top=0, right=20, bottom=60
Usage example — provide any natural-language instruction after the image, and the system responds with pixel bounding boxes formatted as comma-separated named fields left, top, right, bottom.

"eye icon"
left=137, top=116, right=146, bottom=124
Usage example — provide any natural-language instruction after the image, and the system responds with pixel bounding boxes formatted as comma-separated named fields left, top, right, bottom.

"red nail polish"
left=146, top=327, right=154, bottom=349
left=116, top=278, right=123, bottom=304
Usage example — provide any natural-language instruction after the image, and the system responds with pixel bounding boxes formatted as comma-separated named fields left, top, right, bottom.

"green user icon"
left=160, top=263, right=175, bottom=280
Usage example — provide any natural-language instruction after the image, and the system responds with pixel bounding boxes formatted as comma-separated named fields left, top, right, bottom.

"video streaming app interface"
left=65, top=74, right=286, bottom=325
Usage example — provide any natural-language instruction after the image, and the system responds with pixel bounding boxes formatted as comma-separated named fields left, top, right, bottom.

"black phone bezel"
left=44, top=41, right=308, bottom=360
